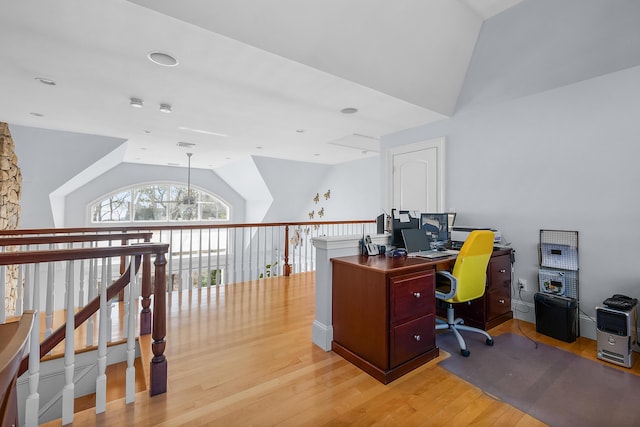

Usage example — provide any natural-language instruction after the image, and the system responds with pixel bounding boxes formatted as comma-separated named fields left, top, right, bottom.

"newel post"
left=150, top=249, right=168, bottom=396
left=283, top=225, right=291, bottom=276
left=140, top=252, right=152, bottom=335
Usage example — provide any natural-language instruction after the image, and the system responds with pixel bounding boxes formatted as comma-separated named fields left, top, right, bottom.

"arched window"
left=91, top=184, right=230, bottom=223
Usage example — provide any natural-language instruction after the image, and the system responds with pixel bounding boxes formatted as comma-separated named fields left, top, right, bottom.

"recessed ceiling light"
left=144, top=130, right=152, bottom=134
left=167, top=162, right=180, bottom=166
left=35, top=77, right=56, bottom=86
left=314, top=153, right=321, bottom=156
left=148, top=51, right=179, bottom=67
left=29, top=112, right=44, bottom=117
left=130, top=97, right=143, bottom=108
left=340, top=107, right=358, bottom=114
left=159, top=103, right=172, bottom=113
left=296, top=129, right=305, bottom=133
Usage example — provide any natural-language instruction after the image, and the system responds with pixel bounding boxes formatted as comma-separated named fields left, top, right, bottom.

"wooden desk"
left=331, top=255, right=449, bottom=384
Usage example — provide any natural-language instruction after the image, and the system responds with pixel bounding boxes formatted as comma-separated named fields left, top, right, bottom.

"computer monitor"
left=447, top=212, right=456, bottom=233
left=420, top=213, right=449, bottom=242
left=390, top=209, right=419, bottom=248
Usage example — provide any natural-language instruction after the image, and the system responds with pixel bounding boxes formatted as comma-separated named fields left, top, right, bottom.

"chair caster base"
left=460, top=349, right=470, bottom=357
left=486, top=338, right=494, bottom=346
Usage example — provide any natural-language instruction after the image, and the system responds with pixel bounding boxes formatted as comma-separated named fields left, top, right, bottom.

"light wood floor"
left=43, top=272, right=638, bottom=426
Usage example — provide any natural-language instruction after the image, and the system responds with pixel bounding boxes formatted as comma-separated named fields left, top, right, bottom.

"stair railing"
left=0, top=220, right=376, bottom=295
left=0, top=241, right=168, bottom=426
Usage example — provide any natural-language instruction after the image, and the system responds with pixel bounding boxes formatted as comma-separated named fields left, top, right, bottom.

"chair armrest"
left=435, top=271, right=458, bottom=300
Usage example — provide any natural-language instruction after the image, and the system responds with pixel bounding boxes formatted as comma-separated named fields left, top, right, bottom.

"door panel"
left=390, top=138, right=444, bottom=212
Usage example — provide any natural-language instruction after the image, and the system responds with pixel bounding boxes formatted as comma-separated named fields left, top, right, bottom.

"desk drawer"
left=390, top=314, right=435, bottom=367
left=390, top=271, right=434, bottom=324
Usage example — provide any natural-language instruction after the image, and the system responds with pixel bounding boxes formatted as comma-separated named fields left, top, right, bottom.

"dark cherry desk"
left=331, top=248, right=513, bottom=384
left=331, top=254, right=452, bottom=384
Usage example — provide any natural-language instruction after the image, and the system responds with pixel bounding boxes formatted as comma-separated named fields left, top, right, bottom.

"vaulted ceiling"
left=0, top=0, right=522, bottom=169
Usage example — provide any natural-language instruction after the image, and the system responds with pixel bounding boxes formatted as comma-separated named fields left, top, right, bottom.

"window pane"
left=91, top=191, right=131, bottom=222
left=92, top=184, right=229, bottom=223
left=200, top=201, right=229, bottom=220
left=168, top=185, right=197, bottom=220
left=134, top=185, right=168, bottom=221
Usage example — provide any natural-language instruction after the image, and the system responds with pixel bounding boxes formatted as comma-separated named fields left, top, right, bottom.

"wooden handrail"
left=0, top=220, right=375, bottom=235
left=0, top=243, right=166, bottom=265
left=0, top=232, right=153, bottom=246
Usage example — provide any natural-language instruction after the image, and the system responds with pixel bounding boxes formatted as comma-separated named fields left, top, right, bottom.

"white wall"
left=382, top=0, right=640, bottom=339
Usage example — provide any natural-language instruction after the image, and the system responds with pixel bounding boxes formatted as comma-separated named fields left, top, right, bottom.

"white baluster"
left=188, top=228, right=194, bottom=287
left=123, top=267, right=130, bottom=340
left=167, top=229, right=174, bottom=291
left=16, top=264, right=24, bottom=316
left=0, top=263, right=5, bottom=323
left=86, top=257, right=96, bottom=347
left=63, top=259, right=70, bottom=316
left=79, top=256, right=86, bottom=307
left=107, top=256, right=113, bottom=342
left=45, top=256, right=55, bottom=338
left=62, top=260, right=75, bottom=425
left=96, top=258, right=108, bottom=414
left=126, top=256, right=137, bottom=403
left=178, top=228, right=184, bottom=291
left=24, top=264, right=41, bottom=427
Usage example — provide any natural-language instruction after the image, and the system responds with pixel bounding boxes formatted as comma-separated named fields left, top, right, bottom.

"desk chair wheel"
left=461, top=349, right=471, bottom=357
left=486, top=338, right=494, bottom=346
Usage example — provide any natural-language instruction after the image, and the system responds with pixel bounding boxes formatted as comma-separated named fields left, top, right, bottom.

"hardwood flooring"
left=42, top=272, right=637, bottom=426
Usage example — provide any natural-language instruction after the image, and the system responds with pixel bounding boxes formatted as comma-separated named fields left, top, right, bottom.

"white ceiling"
left=0, top=0, right=521, bottom=169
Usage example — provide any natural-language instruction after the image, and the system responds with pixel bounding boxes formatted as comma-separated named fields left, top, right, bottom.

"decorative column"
left=310, top=233, right=389, bottom=351
left=1, top=122, right=22, bottom=316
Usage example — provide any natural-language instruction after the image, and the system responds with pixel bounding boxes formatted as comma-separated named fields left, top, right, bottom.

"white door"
left=389, top=137, right=445, bottom=212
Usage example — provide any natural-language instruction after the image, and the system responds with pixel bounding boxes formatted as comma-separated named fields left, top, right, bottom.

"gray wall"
left=299, top=156, right=381, bottom=222
left=382, top=0, right=640, bottom=338
left=9, top=125, right=380, bottom=228
left=10, top=125, right=125, bottom=228
left=65, top=162, right=246, bottom=226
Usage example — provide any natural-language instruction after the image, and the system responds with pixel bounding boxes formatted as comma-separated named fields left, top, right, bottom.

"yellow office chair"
left=436, top=230, right=495, bottom=357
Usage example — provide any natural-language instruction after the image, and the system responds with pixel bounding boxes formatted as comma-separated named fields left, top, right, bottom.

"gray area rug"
left=437, top=332, right=640, bottom=427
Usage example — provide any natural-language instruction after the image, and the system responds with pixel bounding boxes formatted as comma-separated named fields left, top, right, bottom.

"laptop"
left=401, top=228, right=457, bottom=259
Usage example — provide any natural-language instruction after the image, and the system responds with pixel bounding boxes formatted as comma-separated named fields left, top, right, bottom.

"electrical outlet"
left=518, top=278, right=528, bottom=291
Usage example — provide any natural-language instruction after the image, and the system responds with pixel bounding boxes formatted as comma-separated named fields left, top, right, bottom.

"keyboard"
left=408, top=249, right=459, bottom=259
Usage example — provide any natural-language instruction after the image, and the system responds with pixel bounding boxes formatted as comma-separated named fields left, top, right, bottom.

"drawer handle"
left=499, top=299, right=505, bottom=304
left=413, top=292, right=421, bottom=299
left=413, top=334, right=421, bottom=342
left=499, top=269, right=506, bottom=273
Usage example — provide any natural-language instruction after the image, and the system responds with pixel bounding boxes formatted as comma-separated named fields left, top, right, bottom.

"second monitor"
left=420, top=213, right=449, bottom=242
